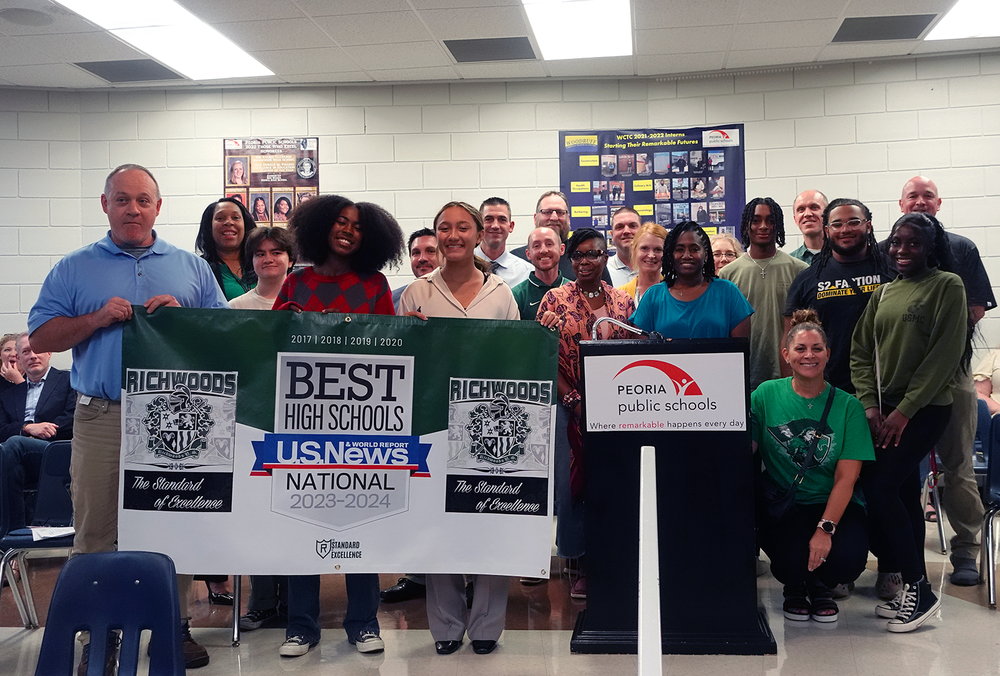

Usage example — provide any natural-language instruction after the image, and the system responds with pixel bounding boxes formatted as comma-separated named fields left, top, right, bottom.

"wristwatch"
left=817, top=519, right=837, bottom=535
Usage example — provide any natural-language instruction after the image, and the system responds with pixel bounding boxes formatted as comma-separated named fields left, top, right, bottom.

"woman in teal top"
left=752, top=309, right=874, bottom=623
left=631, top=221, right=752, bottom=339
left=196, top=197, right=258, bottom=300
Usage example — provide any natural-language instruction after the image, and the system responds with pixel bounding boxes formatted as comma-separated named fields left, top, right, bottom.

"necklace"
left=582, top=287, right=602, bottom=299
left=750, top=255, right=773, bottom=278
left=674, top=279, right=704, bottom=296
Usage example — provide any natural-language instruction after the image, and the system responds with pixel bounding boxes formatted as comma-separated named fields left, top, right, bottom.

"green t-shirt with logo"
left=750, top=378, right=875, bottom=506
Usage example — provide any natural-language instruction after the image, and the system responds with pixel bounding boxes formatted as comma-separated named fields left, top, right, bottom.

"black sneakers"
left=886, top=577, right=940, bottom=633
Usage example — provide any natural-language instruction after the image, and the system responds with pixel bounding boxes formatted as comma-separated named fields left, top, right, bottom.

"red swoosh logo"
left=614, top=360, right=703, bottom=395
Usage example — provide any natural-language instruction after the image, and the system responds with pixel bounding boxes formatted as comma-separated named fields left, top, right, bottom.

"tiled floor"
left=2, top=527, right=998, bottom=676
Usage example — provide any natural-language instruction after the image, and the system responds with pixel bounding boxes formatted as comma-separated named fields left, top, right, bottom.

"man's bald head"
left=899, top=176, right=941, bottom=217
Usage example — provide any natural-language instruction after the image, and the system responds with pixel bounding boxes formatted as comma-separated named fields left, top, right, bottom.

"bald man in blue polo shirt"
left=28, top=163, right=228, bottom=670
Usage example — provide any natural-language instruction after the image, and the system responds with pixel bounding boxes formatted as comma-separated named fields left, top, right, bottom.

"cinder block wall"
left=1, top=51, right=998, bottom=360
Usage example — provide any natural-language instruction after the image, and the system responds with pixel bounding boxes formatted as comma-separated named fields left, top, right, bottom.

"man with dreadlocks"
left=784, top=198, right=891, bottom=393
left=720, top=197, right=807, bottom=390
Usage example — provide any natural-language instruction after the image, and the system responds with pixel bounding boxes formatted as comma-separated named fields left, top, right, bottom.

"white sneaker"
left=279, top=635, right=314, bottom=657
left=353, top=631, right=385, bottom=654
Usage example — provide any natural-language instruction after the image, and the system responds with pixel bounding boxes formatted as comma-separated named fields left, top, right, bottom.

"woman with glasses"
left=618, top=222, right=667, bottom=304
left=710, top=232, right=744, bottom=274
left=537, top=228, right=636, bottom=599
left=631, top=221, right=752, bottom=339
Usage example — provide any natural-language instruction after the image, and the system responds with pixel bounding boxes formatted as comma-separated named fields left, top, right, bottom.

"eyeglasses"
left=538, top=208, right=569, bottom=217
left=569, top=250, right=606, bottom=261
left=712, top=252, right=738, bottom=260
left=827, top=218, right=870, bottom=229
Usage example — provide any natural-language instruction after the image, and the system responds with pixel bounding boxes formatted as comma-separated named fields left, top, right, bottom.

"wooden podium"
left=571, top=337, right=775, bottom=655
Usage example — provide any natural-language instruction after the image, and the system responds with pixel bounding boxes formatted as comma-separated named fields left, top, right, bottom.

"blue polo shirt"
left=28, top=232, right=229, bottom=401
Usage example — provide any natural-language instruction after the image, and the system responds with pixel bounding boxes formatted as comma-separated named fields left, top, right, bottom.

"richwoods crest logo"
left=142, top=384, right=215, bottom=461
left=465, top=393, right=530, bottom=465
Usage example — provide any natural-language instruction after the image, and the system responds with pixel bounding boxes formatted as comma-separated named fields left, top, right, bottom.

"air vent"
left=832, top=15, right=936, bottom=42
left=444, top=37, right=536, bottom=63
left=75, top=59, right=184, bottom=83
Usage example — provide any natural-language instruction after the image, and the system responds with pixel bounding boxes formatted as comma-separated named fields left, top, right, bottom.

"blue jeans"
left=0, top=436, right=48, bottom=535
left=286, top=573, right=380, bottom=644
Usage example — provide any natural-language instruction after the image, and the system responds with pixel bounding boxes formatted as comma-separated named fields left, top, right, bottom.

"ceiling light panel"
left=926, top=0, right=1000, bottom=40
left=523, top=0, right=633, bottom=60
left=54, top=0, right=273, bottom=80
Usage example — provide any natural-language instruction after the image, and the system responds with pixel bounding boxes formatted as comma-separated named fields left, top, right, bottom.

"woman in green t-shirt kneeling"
left=752, top=310, right=875, bottom=623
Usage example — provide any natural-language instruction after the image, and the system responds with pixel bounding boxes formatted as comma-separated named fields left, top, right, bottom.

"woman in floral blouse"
left=537, top=227, right=635, bottom=599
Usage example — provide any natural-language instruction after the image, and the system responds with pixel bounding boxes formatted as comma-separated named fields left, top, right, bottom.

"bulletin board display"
left=559, top=126, right=746, bottom=245
left=223, top=137, right=319, bottom=224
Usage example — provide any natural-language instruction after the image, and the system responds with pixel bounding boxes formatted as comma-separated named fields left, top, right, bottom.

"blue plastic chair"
left=34, top=551, right=185, bottom=676
left=0, top=439, right=75, bottom=627
left=981, top=414, right=1000, bottom=608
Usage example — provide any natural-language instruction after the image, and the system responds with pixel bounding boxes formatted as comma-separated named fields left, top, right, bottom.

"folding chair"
left=0, top=439, right=74, bottom=628
left=980, top=415, right=1000, bottom=608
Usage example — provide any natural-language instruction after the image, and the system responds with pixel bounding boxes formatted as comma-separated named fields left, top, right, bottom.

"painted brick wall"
left=1, top=51, right=998, bottom=359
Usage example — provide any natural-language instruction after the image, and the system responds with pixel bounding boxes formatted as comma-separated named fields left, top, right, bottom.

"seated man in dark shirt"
left=0, top=333, right=76, bottom=533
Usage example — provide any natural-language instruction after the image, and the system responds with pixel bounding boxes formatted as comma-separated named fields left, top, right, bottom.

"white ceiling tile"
left=633, top=0, right=740, bottom=29
left=252, top=48, right=360, bottom=75
left=731, top=19, right=840, bottom=51
left=0, top=34, right=54, bottom=66
left=342, top=41, right=452, bottom=70
left=176, top=0, right=302, bottom=23
left=637, top=53, right=727, bottom=78
left=214, top=18, right=334, bottom=49
left=419, top=7, right=528, bottom=39
left=913, top=37, right=1000, bottom=54
left=842, top=0, right=954, bottom=17
left=636, top=28, right=729, bottom=56
left=725, top=46, right=822, bottom=70
left=294, top=0, right=412, bottom=16
left=312, top=12, right=428, bottom=46
left=455, top=61, right=548, bottom=79
left=282, top=72, right=372, bottom=84
left=0, top=63, right=108, bottom=87
left=21, top=31, right=145, bottom=63
left=545, top=56, right=635, bottom=78
left=367, top=66, right=460, bottom=82
left=409, top=0, right=520, bottom=8
left=738, top=0, right=849, bottom=24
left=0, top=1, right=101, bottom=35
left=818, top=42, right=917, bottom=62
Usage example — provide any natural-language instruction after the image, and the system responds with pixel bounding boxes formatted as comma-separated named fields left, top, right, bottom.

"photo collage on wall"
left=223, top=138, right=319, bottom=226
left=560, top=126, right=745, bottom=251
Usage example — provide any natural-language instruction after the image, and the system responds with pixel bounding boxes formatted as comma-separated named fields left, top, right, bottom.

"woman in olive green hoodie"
left=851, top=212, right=970, bottom=634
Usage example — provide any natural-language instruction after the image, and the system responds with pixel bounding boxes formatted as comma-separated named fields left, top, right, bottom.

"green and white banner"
left=118, top=308, right=557, bottom=577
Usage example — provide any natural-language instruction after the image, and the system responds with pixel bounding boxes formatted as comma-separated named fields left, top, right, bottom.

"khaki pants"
left=937, top=376, right=986, bottom=561
left=71, top=396, right=191, bottom=619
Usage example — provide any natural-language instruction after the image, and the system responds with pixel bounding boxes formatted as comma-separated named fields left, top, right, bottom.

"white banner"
left=583, top=351, right=747, bottom=433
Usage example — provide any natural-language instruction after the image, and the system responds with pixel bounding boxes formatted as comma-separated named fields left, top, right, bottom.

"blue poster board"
left=559, top=126, right=746, bottom=246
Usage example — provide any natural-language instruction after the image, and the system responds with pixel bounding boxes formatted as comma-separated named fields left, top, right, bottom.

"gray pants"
left=425, top=574, right=509, bottom=642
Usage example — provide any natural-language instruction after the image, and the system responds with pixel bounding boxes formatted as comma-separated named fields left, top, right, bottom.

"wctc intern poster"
left=118, top=309, right=557, bottom=577
left=559, top=125, right=746, bottom=246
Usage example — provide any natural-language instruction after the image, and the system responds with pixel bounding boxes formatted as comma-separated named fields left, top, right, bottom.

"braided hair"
left=739, top=197, right=785, bottom=249
left=889, top=212, right=969, bottom=368
left=813, top=198, right=887, bottom=276
left=662, top=221, right=716, bottom=287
